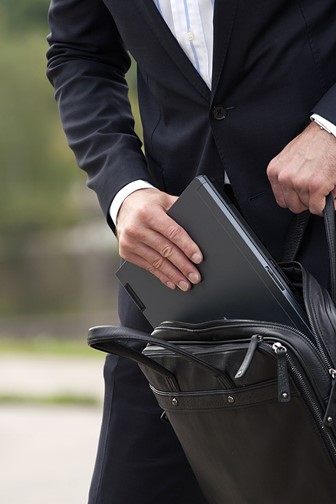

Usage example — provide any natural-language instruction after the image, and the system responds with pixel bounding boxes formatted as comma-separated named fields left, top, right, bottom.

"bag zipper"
left=261, top=342, right=336, bottom=464
left=150, top=379, right=278, bottom=398
left=286, top=351, right=336, bottom=463
left=324, top=369, right=336, bottom=428
left=236, top=333, right=336, bottom=426
left=156, top=322, right=336, bottom=438
left=272, top=342, right=291, bottom=402
left=159, top=320, right=331, bottom=375
left=145, top=342, right=248, bottom=388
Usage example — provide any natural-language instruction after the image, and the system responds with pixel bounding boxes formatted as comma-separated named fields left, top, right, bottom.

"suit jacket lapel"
left=211, top=0, right=238, bottom=101
left=134, top=0, right=210, bottom=102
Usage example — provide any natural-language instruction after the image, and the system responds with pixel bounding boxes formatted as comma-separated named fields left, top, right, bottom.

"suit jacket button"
left=212, top=105, right=227, bottom=120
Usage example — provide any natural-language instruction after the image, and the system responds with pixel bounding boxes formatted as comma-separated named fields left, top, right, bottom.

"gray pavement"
left=0, top=354, right=105, bottom=401
left=0, top=354, right=106, bottom=504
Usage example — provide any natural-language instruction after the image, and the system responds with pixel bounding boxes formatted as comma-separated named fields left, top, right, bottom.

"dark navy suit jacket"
left=47, top=0, right=336, bottom=328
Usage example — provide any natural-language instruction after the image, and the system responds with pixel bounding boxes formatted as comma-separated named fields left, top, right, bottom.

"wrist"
left=109, top=180, right=156, bottom=225
left=310, top=114, right=336, bottom=138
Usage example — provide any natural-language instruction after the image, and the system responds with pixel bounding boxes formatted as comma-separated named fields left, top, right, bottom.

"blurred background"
left=0, top=2, right=141, bottom=502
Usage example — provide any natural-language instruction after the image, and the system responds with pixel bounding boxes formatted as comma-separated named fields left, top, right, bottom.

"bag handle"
left=324, top=193, right=336, bottom=303
left=281, top=210, right=310, bottom=262
left=88, top=325, right=230, bottom=389
left=282, top=194, right=336, bottom=303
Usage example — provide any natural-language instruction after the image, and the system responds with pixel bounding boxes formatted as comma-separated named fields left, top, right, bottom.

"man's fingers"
left=150, top=212, right=203, bottom=265
left=267, top=158, right=289, bottom=208
left=269, top=160, right=329, bottom=215
left=123, top=245, right=195, bottom=291
left=124, top=249, right=176, bottom=289
left=268, top=175, right=306, bottom=213
left=267, top=122, right=336, bottom=215
left=307, top=192, right=327, bottom=216
left=119, top=216, right=202, bottom=289
left=278, top=186, right=308, bottom=214
left=141, top=229, right=202, bottom=284
left=116, top=188, right=203, bottom=289
left=268, top=176, right=287, bottom=209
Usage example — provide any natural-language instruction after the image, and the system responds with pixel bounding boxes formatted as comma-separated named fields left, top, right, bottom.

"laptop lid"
left=116, top=175, right=312, bottom=336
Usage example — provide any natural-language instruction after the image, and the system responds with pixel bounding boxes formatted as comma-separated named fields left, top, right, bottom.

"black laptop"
left=116, top=175, right=312, bottom=336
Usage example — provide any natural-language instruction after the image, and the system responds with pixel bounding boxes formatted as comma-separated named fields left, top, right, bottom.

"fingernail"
left=166, top=281, right=176, bottom=290
left=178, top=281, right=189, bottom=292
left=191, top=253, right=202, bottom=264
left=188, top=272, right=200, bottom=284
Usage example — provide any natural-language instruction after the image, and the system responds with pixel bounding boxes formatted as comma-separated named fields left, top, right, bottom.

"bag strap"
left=88, top=325, right=230, bottom=388
left=324, top=193, right=336, bottom=303
left=281, top=210, right=310, bottom=262
left=282, top=194, right=336, bottom=303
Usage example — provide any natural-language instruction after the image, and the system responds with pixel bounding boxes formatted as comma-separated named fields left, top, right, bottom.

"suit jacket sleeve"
left=46, top=0, right=151, bottom=230
left=312, top=84, right=336, bottom=125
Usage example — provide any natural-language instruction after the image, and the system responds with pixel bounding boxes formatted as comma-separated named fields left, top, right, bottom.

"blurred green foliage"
left=0, top=30, right=83, bottom=234
left=1, top=0, right=49, bottom=31
left=0, top=0, right=140, bottom=322
left=0, top=0, right=140, bottom=236
left=0, top=1, right=81, bottom=234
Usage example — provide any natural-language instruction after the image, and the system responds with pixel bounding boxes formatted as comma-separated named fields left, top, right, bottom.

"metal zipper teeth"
left=159, top=321, right=328, bottom=372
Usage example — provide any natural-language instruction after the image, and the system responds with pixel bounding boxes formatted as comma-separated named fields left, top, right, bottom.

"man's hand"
left=116, top=188, right=203, bottom=291
left=267, top=121, right=336, bottom=215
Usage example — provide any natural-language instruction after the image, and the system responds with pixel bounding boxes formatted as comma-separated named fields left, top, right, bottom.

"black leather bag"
left=88, top=197, right=336, bottom=504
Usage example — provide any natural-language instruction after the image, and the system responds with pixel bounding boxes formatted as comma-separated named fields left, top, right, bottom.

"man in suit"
left=47, top=1, right=336, bottom=502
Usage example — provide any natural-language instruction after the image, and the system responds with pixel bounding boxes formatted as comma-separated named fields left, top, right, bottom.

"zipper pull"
left=273, top=342, right=291, bottom=403
left=235, top=334, right=262, bottom=379
left=323, top=369, right=336, bottom=427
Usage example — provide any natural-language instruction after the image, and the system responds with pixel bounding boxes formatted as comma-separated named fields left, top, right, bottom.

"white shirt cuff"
left=109, top=180, right=157, bottom=225
left=310, top=114, right=336, bottom=137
